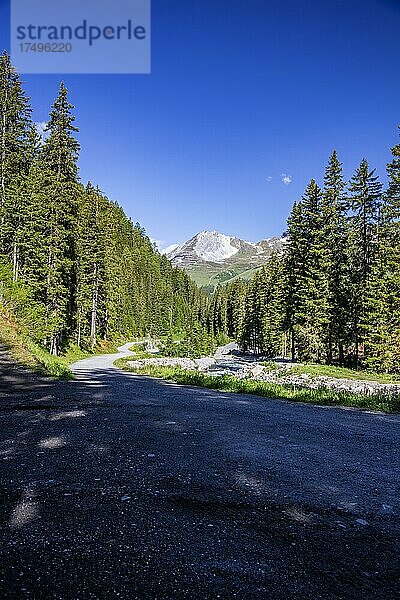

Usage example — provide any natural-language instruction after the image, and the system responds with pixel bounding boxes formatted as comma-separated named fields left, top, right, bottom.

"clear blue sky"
left=1, top=0, right=400, bottom=248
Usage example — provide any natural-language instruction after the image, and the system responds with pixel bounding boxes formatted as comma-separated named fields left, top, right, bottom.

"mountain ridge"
left=166, top=230, right=285, bottom=290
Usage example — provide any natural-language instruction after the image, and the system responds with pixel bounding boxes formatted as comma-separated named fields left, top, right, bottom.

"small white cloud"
left=281, top=173, right=292, bottom=186
left=34, top=121, right=50, bottom=143
left=266, top=176, right=273, bottom=182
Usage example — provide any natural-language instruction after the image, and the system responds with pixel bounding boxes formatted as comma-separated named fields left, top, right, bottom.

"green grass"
left=186, top=264, right=263, bottom=291
left=116, top=363, right=400, bottom=413
left=0, top=313, right=124, bottom=379
left=287, top=363, right=400, bottom=384
left=62, top=340, right=120, bottom=364
left=62, top=344, right=92, bottom=364
left=0, top=315, right=73, bottom=380
left=24, top=339, right=73, bottom=379
left=115, top=351, right=156, bottom=365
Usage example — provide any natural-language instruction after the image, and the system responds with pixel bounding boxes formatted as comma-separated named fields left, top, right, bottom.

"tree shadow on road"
left=0, top=364, right=399, bottom=599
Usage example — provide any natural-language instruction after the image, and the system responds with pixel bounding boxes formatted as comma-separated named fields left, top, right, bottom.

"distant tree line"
left=0, top=51, right=213, bottom=356
left=214, top=136, right=400, bottom=373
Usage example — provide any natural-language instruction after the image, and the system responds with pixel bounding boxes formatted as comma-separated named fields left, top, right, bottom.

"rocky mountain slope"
left=166, top=230, right=284, bottom=290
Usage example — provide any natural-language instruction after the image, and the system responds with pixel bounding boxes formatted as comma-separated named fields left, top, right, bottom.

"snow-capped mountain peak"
left=167, top=229, right=283, bottom=264
left=192, top=230, right=239, bottom=262
left=166, top=229, right=285, bottom=290
left=167, top=230, right=250, bottom=265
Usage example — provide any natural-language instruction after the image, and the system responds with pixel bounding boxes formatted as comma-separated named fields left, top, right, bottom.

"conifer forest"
left=1, top=51, right=400, bottom=373
left=0, top=52, right=213, bottom=358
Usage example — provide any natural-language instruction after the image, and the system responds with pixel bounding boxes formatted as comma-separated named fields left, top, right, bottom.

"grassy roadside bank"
left=0, top=315, right=73, bottom=379
left=0, top=313, right=120, bottom=380
left=116, top=362, right=400, bottom=414
left=285, top=363, right=400, bottom=384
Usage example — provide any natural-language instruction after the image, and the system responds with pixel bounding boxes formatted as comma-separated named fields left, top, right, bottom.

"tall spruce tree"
left=322, top=150, right=348, bottom=364
left=42, top=82, right=80, bottom=182
left=76, top=183, right=106, bottom=348
left=0, top=51, right=31, bottom=208
left=224, top=279, right=246, bottom=339
left=346, top=159, right=382, bottom=367
left=240, top=269, right=266, bottom=354
left=283, top=181, right=329, bottom=361
left=365, top=129, right=400, bottom=371
left=282, top=201, right=304, bottom=360
left=0, top=51, right=32, bottom=281
left=299, top=179, right=330, bottom=361
left=239, top=256, right=283, bottom=357
left=1, top=124, right=45, bottom=283
left=40, top=83, right=80, bottom=354
left=261, top=253, right=284, bottom=357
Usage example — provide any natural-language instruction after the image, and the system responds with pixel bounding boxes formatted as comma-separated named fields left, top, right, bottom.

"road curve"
left=0, top=347, right=399, bottom=599
left=71, top=341, right=136, bottom=375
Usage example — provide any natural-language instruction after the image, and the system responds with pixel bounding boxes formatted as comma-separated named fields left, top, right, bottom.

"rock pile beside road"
left=233, top=364, right=400, bottom=396
left=127, top=351, right=400, bottom=396
left=127, top=356, right=216, bottom=372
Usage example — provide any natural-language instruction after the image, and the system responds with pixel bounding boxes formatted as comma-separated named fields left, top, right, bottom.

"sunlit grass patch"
left=287, top=363, right=400, bottom=384
left=117, top=362, right=400, bottom=414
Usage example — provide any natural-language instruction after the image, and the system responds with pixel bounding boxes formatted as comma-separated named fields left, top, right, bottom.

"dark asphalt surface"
left=0, top=347, right=399, bottom=599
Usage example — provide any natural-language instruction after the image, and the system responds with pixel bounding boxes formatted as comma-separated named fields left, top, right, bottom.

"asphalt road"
left=0, top=345, right=399, bottom=599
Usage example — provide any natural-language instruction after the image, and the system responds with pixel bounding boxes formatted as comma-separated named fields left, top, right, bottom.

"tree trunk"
left=355, top=328, right=359, bottom=370
left=50, top=335, right=58, bottom=356
left=77, top=305, right=82, bottom=348
left=291, top=330, right=295, bottom=362
left=12, top=240, right=19, bottom=281
left=327, top=333, right=333, bottom=365
left=338, top=342, right=344, bottom=366
left=90, top=262, right=98, bottom=349
left=0, top=82, right=8, bottom=209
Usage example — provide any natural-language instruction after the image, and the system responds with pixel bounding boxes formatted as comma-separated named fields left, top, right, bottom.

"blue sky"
left=1, top=0, right=400, bottom=249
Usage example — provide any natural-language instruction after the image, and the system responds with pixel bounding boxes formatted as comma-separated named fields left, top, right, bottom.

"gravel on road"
left=0, top=345, right=399, bottom=599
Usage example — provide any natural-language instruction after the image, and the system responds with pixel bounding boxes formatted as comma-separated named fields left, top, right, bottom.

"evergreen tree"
left=322, top=150, right=348, bottom=364
left=240, top=269, right=266, bottom=354
left=365, top=129, right=400, bottom=371
left=224, top=279, right=246, bottom=339
left=0, top=51, right=32, bottom=278
left=282, top=181, right=329, bottom=361
left=0, top=50, right=32, bottom=208
left=76, top=183, right=106, bottom=348
left=43, top=178, right=79, bottom=354
left=238, top=257, right=283, bottom=357
left=297, top=180, right=330, bottom=361
left=346, top=159, right=382, bottom=367
left=210, top=286, right=227, bottom=336
left=282, top=201, right=304, bottom=360
left=42, top=82, right=80, bottom=182
left=1, top=125, right=44, bottom=283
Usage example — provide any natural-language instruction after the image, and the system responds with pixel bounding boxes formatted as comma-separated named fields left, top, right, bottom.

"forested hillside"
left=215, top=138, right=400, bottom=373
left=0, top=51, right=211, bottom=358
